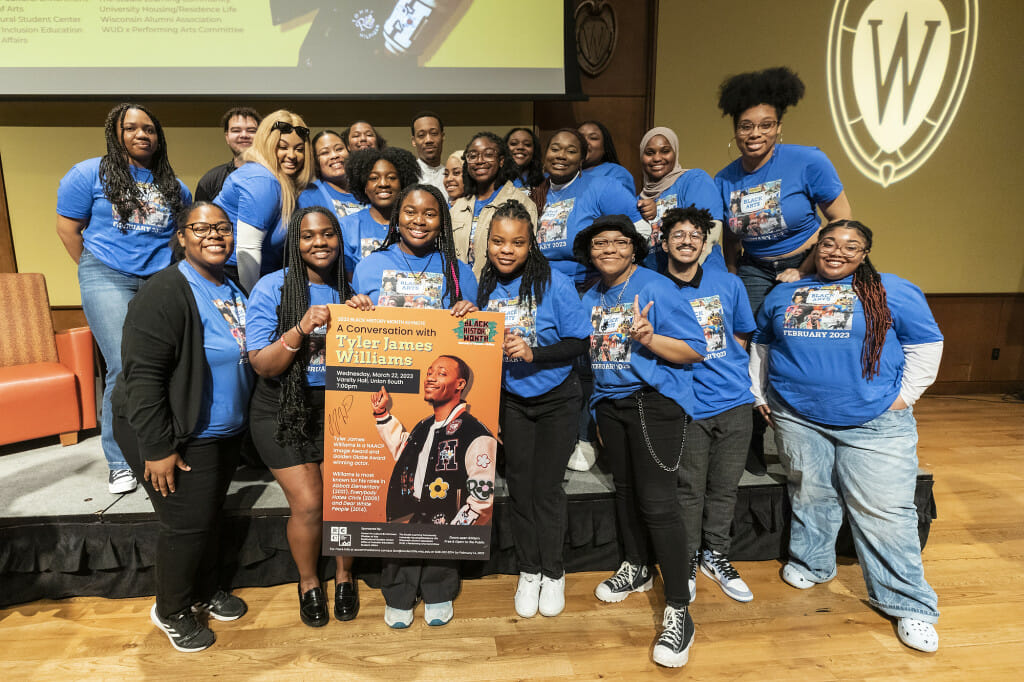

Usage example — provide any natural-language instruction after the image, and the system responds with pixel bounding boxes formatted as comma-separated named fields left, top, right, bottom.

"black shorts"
left=249, top=378, right=325, bottom=469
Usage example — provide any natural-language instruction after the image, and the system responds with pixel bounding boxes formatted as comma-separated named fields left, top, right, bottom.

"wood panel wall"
left=535, top=0, right=658, bottom=188
left=928, top=294, right=1024, bottom=394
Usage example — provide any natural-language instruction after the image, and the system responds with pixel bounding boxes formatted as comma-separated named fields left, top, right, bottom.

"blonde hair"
left=242, top=109, right=315, bottom=225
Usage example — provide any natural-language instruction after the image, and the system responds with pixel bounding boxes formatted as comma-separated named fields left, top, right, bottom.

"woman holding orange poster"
left=346, top=183, right=480, bottom=630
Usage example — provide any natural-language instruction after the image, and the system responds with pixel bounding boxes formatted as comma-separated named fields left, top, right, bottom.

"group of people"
left=54, top=66, right=943, bottom=667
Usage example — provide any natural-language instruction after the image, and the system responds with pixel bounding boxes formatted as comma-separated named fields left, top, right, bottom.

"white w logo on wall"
left=827, top=0, right=978, bottom=187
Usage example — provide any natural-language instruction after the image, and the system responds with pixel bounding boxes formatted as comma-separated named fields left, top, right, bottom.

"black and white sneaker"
left=108, top=469, right=138, bottom=495
left=652, top=605, right=695, bottom=668
left=193, top=590, right=248, bottom=621
left=150, top=604, right=215, bottom=652
left=700, top=549, right=753, bottom=602
left=688, top=552, right=698, bottom=603
left=594, top=561, right=653, bottom=603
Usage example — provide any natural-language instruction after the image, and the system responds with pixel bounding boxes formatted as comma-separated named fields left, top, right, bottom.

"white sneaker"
left=538, top=574, right=566, bottom=617
left=898, top=618, right=939, bottom=653
left=781, top=563, right=816, bottom=590
left=700, top=550, right=753, bottom=603
left=424, top=601, right=453, bottom=626
left=384, top=605, right=414, bottom=629
left=566, top=440, right=597, bottom=472
left=514, top=572, right=541, bottom=618
left=108, top=468, right=138, bottom=494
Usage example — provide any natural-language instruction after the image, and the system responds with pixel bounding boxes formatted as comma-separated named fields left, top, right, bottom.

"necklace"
left=399, top=246, right=436, bottom=277
left=599, top=264, right=635, bottom=310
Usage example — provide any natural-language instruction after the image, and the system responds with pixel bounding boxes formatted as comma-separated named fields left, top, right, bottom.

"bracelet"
left=279, top=336, right=301, bottom=353
left=294, top=322, right=308, bottom=336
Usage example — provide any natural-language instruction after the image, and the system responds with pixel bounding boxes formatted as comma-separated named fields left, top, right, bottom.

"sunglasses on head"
left=271, top=121, right=310, bottom=140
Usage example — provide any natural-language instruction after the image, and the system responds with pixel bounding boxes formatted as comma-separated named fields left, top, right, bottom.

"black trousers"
left=114, top=413, right=241, bottom=617
left=500, top=373, right=582, bottom=578
left=596, top=390, right=690, bottom=607
left=380, top=559, right=460, bottom=609
left=678, top=403, right=752, bottom=558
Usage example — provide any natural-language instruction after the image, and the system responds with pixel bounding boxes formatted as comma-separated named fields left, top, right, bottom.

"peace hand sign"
left=628, top=295, right=654, bottom=346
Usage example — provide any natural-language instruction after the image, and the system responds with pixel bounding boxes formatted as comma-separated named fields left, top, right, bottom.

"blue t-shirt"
left=482, top=269, right=591, bottom=399
left=672, top=267, right=755, bottom=420
left=57, top=157, right=192, bottom=277
left=753, top=273, right=943, bottom=426
left=246, top=269, right=343, bottom=387
left=640, top=169, right=726, bottom=273
left=297, top=179, right=366, bottom=223
left=584, top=161, right=636, bottom=194
left=715, top=144, right=843, bottom=259
left=581, top=266, right=706, bottom=415
left=213, top=162, right=286, bottom=271
left=177, top=261, right=254, bottom=438
left=352, top=243, right=478, bottom=308
left=338, top=209, right=389, bottom=274
left=537, top=174, right=642, bottom=283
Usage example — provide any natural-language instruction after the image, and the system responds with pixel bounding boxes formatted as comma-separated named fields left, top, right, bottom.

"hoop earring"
left=727, top=136, right=739, bottom=161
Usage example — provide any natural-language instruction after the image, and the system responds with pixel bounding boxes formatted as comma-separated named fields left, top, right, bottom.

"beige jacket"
left=451, top=181, right=538, bottom=278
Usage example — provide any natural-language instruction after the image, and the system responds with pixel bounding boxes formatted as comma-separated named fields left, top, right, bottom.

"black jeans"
left=596, top=391, right=690, bottom=607
left=114, top=414, right=241, bottom=617
left=381, top=560, right=460, bottom=609
left=678, top=403, right=752, bottom=558
left=500, top=373, right=582, bottom=578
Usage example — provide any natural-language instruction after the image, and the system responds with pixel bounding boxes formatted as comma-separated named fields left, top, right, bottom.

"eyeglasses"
left=818, top=238, right=865, bottom=256
left=667, top=229, right=705, bottom=243
left=736, top=120, right=778, bottom=136
left=271, top=121, right=310, bottom=140
left=186, top=222, right=233, bottom=237
left=465, top=149, right=500, bottom=163
left=590, top=238, right=633, bottom=250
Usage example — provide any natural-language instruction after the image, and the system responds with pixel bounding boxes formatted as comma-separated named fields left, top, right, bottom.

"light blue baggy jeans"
left=769, top=391, right=939, bottom=623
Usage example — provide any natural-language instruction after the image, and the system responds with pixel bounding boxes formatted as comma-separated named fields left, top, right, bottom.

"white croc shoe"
left=898, top=618, right=939, bottom=653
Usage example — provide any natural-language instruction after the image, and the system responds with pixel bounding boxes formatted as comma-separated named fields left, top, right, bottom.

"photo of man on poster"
left=370, top=354, right=497, bottom=526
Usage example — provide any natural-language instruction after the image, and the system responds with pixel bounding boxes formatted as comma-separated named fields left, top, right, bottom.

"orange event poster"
left=322, top=305, right=504, bottom=560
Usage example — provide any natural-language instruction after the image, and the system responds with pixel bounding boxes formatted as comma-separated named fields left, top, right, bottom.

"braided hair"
left=504, top=127, right=544, bottom=189
left=476, top=200, right=550, bottom=309
left=379, top=184, right=465, bottom=308
left=99, top=103, right=184, bottom=232
left=533, top=127, right=589, bottom=215
left=820, top=220, right=892, bottom=380
left=274, top=206, right=353, bottom=449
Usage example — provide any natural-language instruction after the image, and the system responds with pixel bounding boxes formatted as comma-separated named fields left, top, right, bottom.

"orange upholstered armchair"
left=0, top=273, right=97, bottom=447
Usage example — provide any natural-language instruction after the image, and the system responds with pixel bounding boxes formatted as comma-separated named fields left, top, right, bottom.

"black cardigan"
left=111, top=265, right=207, bottom=461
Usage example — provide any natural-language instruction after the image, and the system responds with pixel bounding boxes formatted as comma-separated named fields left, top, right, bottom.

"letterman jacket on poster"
left=377, top=403, right=497, bottom=526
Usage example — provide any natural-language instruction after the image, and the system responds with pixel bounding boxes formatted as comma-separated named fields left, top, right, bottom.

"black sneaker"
left=652, top=605, right=695, bottom=668
left=193, top=590, right=248, bottom=621
left=594, top=561, right=653, bottom=603
left=150, top=604, right=215, bottom=653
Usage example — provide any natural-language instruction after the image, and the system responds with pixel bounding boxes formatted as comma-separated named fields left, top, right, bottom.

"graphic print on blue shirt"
left=590, top=304, right=633, bottom=366
left=379, top=269, right=445, bottom=308
left=537, top=197, right=574, bottom=246
left=485, top=296, right=537, bottom=363
left=178, top=261, right=253, bottom=438
left=728, top=180, right=786, bottom=242
left=689, top=295, right=727, bottom=355
left=783, top=284, right=856, bottom=334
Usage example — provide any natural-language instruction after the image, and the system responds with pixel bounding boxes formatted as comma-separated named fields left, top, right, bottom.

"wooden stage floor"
left=0, top=394, right=1021, bottom=680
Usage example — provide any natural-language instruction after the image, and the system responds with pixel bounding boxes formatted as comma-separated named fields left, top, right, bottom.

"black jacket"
left=111, top=265, right=206, bottom=461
